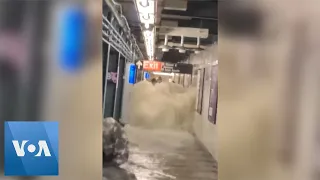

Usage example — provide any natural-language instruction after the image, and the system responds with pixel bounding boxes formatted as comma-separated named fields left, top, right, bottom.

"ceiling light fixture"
left=139, top=0, right=149, bottom=7
left=142, top=13, right=150, bottom=20
left=136, top=0, right=155, bottom=25
left=159, top=34, right=171, bottom=52
left=194, top=37, right=204, bottom=54
left=143, top=28, right=154, bottom=59
left=135, top=0, right=155, bottom=59
left=177, top=36, right=186, bottom=53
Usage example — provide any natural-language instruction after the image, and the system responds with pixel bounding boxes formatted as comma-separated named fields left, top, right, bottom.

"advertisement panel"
left=208, top=65, right=218, bottom=124
left=196, top=69, right=205, bottom=114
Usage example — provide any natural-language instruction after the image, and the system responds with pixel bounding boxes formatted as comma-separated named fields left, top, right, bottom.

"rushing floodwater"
left=122, top=81, right=218, bottom=180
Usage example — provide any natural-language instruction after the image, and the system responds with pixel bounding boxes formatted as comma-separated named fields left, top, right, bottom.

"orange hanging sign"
left=143, top=61, right=163, bottom=72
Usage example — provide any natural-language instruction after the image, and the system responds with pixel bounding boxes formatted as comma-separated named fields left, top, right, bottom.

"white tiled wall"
left=189, top=44, right=218, bottom=159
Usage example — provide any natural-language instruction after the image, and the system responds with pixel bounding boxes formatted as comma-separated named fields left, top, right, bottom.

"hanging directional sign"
left=175, top=63, right=193, bottom=74
left=143, top=60, right=163, bottom=72
left=135, top=60, right=192, bottom=74
left=161, top=62, right=177, bottom=73
left=161, top=62, right=193, bottom=74
left=136, top=60, right=143, bottom=70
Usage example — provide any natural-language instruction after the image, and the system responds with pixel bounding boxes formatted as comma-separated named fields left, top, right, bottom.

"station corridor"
left=125, top=126, right=218, bottom=180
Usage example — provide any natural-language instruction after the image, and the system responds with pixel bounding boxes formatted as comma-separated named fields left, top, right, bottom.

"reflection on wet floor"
left=124, top=126, right=218, bottom=180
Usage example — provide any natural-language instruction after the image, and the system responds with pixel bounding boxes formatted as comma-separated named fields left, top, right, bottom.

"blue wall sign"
left=129, top=64, right=136, bottom=84
left=58, top=6, right=87, bottom=72
left=144, top=72, right=150, bottom=79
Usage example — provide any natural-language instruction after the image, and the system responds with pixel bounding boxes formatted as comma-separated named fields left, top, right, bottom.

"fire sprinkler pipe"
left=105, top=0, right=127, bottom=31
left=104, top=0, right=143, bottom=58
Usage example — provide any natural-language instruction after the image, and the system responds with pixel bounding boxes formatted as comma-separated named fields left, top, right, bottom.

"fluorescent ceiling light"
left=143, top=28, right=154, bottom=59
left=136, top=0, right=155, bottom=25
left=139, top=0, right=148, bottom=7
left=136, top=0, right=155, bottom=59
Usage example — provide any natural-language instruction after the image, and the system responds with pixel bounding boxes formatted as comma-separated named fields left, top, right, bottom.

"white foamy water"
left=123, top=81, right=217, bottom=180
left=128, top=81, right=196, bottom=132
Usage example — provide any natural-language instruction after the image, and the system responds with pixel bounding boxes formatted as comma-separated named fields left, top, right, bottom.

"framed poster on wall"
left=196, top=69, right=205, bottom=114
left=208, top=65, right=218, bottom=124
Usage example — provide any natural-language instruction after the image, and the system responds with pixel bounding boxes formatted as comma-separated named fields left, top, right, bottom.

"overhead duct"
left=158, top=26, right=209, bottom=38
left=163, top=0, right=187, bottom=11
left=161, top=14, right=192, bottom=20
left=160, top=20, right=178, bottom=27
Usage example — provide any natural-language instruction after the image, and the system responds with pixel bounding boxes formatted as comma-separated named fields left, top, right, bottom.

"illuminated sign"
left=129, top=64, right=136, bottom=84
left=59, top=6, right=86, bottom=72
left=144, top=72, right=150, bottom=79
left=161, top=62, right=193, bottom=74
left=143, top=60, right=163, bottom=71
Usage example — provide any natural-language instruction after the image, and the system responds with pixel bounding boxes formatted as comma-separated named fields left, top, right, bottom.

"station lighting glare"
left=139, top=0, right=149, bottom=7
left=135, top=0, right=155, bottom=59
left=179, top=48, right=186, bottom=53
left=145, top=23, right=150, bottom=29
left=162, top=47, right=170, bottom=52
left=143, top=28, right=154, bottom=59
left=136, top=0, right=155, bottom=24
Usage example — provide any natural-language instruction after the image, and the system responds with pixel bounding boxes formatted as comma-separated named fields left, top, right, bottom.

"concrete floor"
left=124, top=126, right=218, bottom=180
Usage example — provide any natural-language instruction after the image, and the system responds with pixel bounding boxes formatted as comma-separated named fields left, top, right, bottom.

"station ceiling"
left=117, top=0, right=218, bottom=63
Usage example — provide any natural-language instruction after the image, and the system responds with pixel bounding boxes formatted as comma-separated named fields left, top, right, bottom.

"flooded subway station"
left=103, top=0, right=217, bottom=179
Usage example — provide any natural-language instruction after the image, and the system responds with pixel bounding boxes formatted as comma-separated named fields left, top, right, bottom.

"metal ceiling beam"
left=161, top=14, right=192, bottom=20
left=161, top=14, right=217, bottom=21
left=158, top=26, right=209, bottom=38
left=157, top=41, right=209, bottom=49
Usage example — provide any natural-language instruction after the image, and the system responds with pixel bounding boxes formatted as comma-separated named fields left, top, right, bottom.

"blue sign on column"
left=58, top=6, right=87, bottom=72
left=129, top=64, right=136, bottom=84
left=144, top=72, right=150, bottom=79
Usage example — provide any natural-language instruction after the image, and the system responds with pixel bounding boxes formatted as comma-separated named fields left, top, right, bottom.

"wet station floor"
left=124, top=126, right=218, bottom=180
